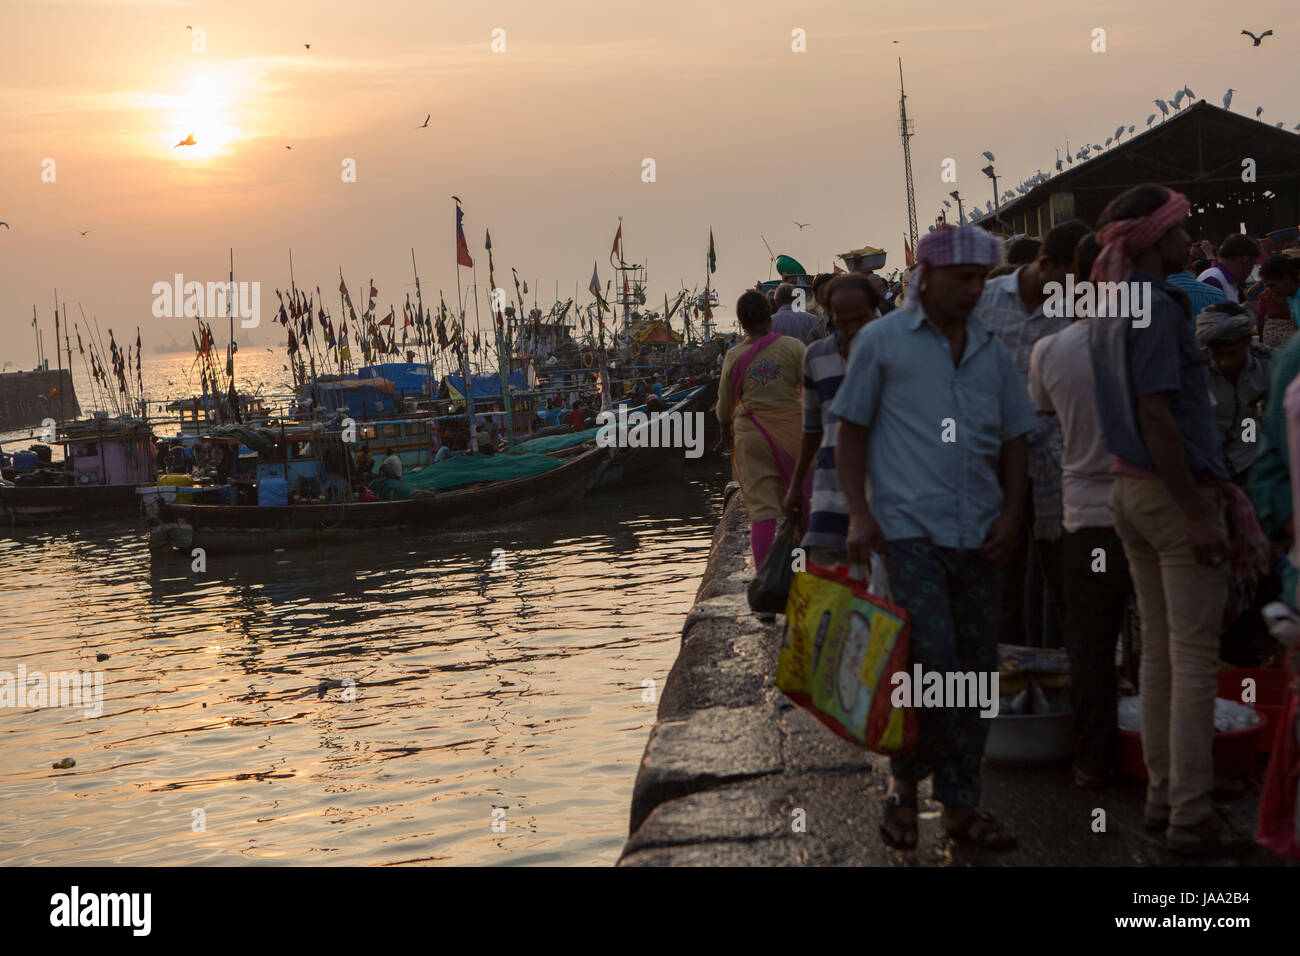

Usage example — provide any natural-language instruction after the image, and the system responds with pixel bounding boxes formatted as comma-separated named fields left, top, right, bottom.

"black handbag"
left=747, top=520, right=798, bottom=613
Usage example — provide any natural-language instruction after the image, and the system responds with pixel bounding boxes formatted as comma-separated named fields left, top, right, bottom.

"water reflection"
left=0, top=459, right=726, bottom=866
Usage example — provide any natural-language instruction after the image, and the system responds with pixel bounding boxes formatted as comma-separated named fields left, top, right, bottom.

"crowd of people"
left=717, top=185, right=1300, bottom=860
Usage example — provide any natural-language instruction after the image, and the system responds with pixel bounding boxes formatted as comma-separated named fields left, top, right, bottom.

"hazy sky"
left=3, top=0, right=1298, bottom=358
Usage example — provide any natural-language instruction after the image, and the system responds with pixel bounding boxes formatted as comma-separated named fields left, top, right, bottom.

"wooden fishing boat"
left=147, top=444, right=611, bottom=552
left=0, top=417, right=156, bottom=524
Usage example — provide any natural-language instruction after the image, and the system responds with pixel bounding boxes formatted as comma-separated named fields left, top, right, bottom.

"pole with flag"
left=454, top=199, right=477, bottom=450
left=483, top=228, right=515, bottom=444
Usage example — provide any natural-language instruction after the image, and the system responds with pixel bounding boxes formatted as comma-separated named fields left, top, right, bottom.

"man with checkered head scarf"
left=831, top=224, right=1038, bottom=853
left=1089, top=184, right=1269, bottom=856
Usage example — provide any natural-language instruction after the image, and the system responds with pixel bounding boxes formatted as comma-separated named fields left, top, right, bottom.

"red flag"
left=455, top=205, right=474, bottom=268
left=378, top=308, right=394, bottom=327
left=610, top=223, right=623, bottom=266
left=903, top=235, right=915, bottom=268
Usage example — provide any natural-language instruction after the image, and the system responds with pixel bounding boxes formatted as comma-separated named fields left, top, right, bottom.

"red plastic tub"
left=1117, top=713, right=1268, bottom=783
left=1216, top=668, right=1287, bottom=753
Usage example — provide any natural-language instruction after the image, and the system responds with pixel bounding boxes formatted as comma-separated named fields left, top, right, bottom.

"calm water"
left=0, top=353, right=727, bottom=866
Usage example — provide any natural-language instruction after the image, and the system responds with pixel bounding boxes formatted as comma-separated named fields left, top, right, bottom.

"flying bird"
left=1224, top=88, right=1235, bottom=109
left=982, top=150, right=995, bottom=162
left=792, top=220, right=809, bottom=230
left=418, top=114, right=430, bottom=129
left=1242, top=29, right=1273, bottom=46
left=79, top=230, right=88, bottom=236
left=285, top=145, right=292, bottom=149
left=304, top=43, right=310, bottom=50
left=1154, top=98, right=1169, bottom=118
left=1146, top=113, right=1157, bottom=127
left=174, top=134, right=196, bottom=148
left=0, top=222, right=9, bottom=230
left=186, top=25, right=192, bottom=31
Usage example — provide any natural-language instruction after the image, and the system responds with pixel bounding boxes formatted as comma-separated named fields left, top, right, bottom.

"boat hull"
left=149, top=445, right=611, bottom=552
left=593, top=380, right=715, bottom=490
left=0, top=482, right=152, bottom=525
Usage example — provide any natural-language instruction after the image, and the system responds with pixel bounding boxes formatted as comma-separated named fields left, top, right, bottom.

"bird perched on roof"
left=1146, top=113, right=1157, bottom=127
left=1276, top=122, right=1286, bottom=129
left=1173, top=90, right=1185, bottom=110
left=1224, top=89, right=1235, bottom=109
left=982, top=150, right=995, bottom=162
left=1154, top=98, right=1169, bottom=118
left=1257, top=106, right=1264, bottom=118
left=1115, top=125, right=1125, bottom=141
left=1128, top=125, right=1136, bottom=134
left=1183, top=85, right=1195, bottom=100
left=1242, top=29, right=1273, bottom=46
left=1055, top=149, right=1062, bottom=171
left=1105, top=136, right=1113, bottom=147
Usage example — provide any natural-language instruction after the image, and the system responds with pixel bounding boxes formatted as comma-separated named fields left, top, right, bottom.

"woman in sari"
left=717, top=289, right=810, bottom=566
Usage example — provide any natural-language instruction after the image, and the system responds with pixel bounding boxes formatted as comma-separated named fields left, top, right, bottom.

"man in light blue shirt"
left=832, top=225, right=1036, bottom=853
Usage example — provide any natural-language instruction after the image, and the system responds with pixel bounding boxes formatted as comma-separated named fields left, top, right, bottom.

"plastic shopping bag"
left=775, top=555, right=916, bottom=755
left=747, top=520, right=798, bottom=613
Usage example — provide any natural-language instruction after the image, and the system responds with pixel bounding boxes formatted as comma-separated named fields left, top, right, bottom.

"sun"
left=168, top=71, right=240, bottom=158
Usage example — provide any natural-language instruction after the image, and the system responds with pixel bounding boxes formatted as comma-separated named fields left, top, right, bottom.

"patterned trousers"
left=885, top=538, right=1002, bottom=808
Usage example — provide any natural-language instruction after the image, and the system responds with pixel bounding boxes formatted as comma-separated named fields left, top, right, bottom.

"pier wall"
left=0, top=369, right=80, bottom=432
left=617, top=483, right=1267, bottom=866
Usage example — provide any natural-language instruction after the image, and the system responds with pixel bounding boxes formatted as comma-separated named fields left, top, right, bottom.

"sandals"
left=944, top=809, right=1018, bottom=851
left=880, top=793, right=919, bottom=850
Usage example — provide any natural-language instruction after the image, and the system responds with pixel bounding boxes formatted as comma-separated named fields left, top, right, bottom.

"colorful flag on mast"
left=589, top=262, right=608, bottom=310
left=455, top=204, right=474, bottom=268
left=903, top=235, right=915, bottom=268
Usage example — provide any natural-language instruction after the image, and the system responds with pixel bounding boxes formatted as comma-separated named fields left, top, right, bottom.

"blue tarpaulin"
left=444, top=371, right=527, bottom=400
left=358, top=363, right=436, bottom=394
left=305, top=381, right=396, bottom=416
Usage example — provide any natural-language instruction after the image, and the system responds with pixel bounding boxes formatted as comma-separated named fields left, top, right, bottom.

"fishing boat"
left=145, top=443, right=611, bottom=553
left=0, top=416, right=157, bottom=524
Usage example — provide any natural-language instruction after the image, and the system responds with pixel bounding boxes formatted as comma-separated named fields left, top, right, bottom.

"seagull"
left=792, top=220, right=810, bottom=230
left=1146, top=113, right=1157, bottom=127
left=79, top=230, right=88, bottom=236
left=418, top=114, right=430, bottom=129
left=186, top=25, right=192, bottom=31
left=285, top=145, right=292, bottom=149
left=1257, top=106, right=1264, bottom=118
left=1224, top=89, right=1235, bottom=109
left=1242, top=29, right=1273, bottom=46
left=304, top=43, right=310, bottom=50
left=174, top=134, right=196, bottom=148
left=982, top=150, right=995, bottom=162
left=1154, top=98, right=1169, bottom=118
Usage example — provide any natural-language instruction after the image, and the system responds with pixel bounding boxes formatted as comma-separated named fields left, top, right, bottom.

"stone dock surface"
left=0, top=368, right=80, bottom=432
left=618, top=484, right=1275, bottom=866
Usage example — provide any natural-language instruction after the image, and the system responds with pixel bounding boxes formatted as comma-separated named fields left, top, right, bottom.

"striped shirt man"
left=1166, top=270, right=1228, bottom=319
left=800, top=332, right=850, bottom=553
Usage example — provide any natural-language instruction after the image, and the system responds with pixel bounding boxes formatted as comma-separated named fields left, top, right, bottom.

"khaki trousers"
left=1109, top=476, right=1227, bottom=827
